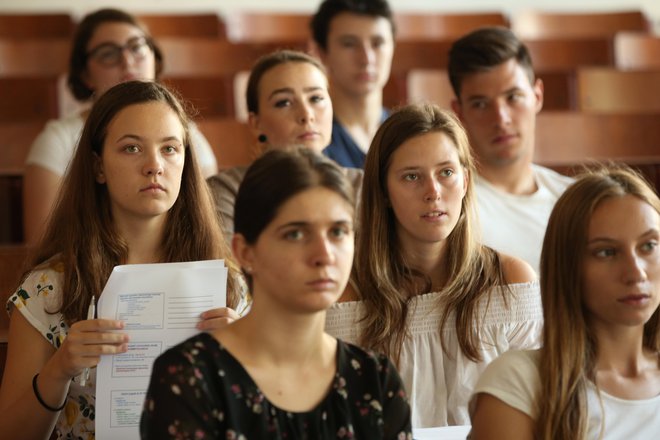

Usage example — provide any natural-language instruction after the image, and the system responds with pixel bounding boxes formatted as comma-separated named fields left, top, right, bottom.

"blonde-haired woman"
left=470, top=166, right=660, bottom=439
left=325, top=103, right=542, bottom=428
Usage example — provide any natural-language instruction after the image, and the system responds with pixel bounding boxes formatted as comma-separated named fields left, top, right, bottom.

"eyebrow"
left=275, top=219, right=353, bottom=231
left=268, top=86, right=325, bottom=99
left=587, top=228, right=659, bottom=244
left=466, top=86, right=524, bottom=101
left=393, top=160, right=457, bottom=173
left=115, top=134, right=182, bottom=143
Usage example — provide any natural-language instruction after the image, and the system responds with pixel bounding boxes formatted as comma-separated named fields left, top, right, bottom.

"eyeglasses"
left=87, top=36, right=152, bottom=67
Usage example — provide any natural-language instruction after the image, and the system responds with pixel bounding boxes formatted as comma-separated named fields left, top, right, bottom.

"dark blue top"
left=323, top=108, right=389, bottom=169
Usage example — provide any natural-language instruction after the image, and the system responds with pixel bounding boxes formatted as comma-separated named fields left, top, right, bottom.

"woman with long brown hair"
left=470, top=166, right=660, bottom=439
left=325, top=103, right=542, bottom=428
left=142, top=148, right=411, bottom=439
left=0, top=81, right=239, bottom=440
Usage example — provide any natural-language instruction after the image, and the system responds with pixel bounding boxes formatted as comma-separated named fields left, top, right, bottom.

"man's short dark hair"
left=448, top=27, right=535, bottom=99
left=310, top=0, right=395, bottom=51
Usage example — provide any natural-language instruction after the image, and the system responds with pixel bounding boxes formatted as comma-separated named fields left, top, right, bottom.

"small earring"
left=257, top=134, right=267, bottom=143
left=244, top=266, right=252, bottom=274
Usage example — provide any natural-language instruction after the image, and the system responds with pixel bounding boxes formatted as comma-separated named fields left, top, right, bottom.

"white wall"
left=1, top=0, right=658, bottom=32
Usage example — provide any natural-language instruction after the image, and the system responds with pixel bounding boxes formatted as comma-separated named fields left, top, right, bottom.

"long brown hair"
left=356, top=103, right=505, bottom=363
left=537, top=166, right=660, bottom=439
left=29, top=81, right=238, bottom=324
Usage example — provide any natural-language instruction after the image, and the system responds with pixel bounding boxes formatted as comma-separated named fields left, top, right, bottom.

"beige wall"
left=1, top=0, right=658, bottom=32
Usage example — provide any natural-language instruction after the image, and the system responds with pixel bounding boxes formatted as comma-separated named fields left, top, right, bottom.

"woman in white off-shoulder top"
left=324, top=103, right=543, bottom=428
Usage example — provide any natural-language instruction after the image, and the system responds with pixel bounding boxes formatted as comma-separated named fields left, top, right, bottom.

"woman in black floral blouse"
left=141, top=148, right=412, bottom=439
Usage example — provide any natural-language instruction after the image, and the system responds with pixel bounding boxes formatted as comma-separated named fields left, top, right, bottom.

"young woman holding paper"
left=0, top=81, right=240, bottom=440
left=141, top=148, right=412, bottom=439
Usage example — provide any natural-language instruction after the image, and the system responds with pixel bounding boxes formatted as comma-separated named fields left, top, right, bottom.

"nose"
left=310, top=235, right=335, bottom=267
left=298, top=102, right=315, bottom=124
left=143, top=150, right=164, bottom=176
left=492, top=100, right=512, bottom=126
left=423, top=176, right=441, bottom=202
left=358, top=42, right=375, bottom=65
left=622, top=251, right=648, bottom=285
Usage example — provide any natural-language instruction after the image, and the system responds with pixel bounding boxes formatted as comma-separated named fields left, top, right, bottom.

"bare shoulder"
left=499, top=253, right=537, bottom=284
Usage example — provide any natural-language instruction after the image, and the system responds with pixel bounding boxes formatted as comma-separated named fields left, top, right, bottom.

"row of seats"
left=0, top=10, right=652, bottom=41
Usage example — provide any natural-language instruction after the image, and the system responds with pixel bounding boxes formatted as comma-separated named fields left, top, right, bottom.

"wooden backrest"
left=513, top=10, right=650, bottom=39
left=0, top=76, right=60, bottom=122
left=0, top=13, right=74, bottom=39
left=536, top=111, right=660, bottom=165
left=224, top=13, right=312, bottom=43
left=162, top=76, right=234, bottom=118
left=576, top=68, right=660, bottom=113
left=614, top=32, right=660, bottom=70
left=0, top=39, right=70, bottom=77
left=524, top=38, right=614, bottom=71
left=0, top=120, right=44, bottom=176
left=195, top=117, right=258, bottom=169
left=394, top=12, right=508, bottom=41
left=158, top=38, right=308, bottom=77
left=406, top=69, right=455, bottom=110
left=137, top=14, right=226, bottom=38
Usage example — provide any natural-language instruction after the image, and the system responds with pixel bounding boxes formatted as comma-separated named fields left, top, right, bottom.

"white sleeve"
left=25, top=117, right=81, bottom=176
left=189, top=122, right=218, bottom=177
left=469, top=349, right=540, bottom=420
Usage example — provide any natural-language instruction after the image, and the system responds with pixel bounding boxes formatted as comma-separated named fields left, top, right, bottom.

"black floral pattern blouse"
left=140, top=332, right=412, bottom=439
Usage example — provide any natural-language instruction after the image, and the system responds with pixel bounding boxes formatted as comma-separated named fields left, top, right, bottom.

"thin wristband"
left=32, top=373, right=66, bottom=412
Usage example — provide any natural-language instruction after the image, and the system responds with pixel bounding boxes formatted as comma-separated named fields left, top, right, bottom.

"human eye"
left=94, top=45, right=121, bottom=64
left=339, top=38, right=357, bottom=48
left=274, top=99, right=292, bottom=109
left=371, top=37, right=385, bottom=49
left=329, top=224, right=351, bottom=240
left=123, top=144, right=140, bottom=153
left=508, top=91, right=525, bottom=103
left=469, top=100, right=487, bottom=110
left=162, top=144, right=180, bottom=154
left=440, top=168, right=455, bottom=178
left=283, top=228, right=304, bottom=241
left=593, top=247, right=616, bottom=258
left=129, top=39, right=150, bottom=57
left=641, top=240, right=658, bottom=254
left=403, top=173, right=419, bottom=182
left=310, top=94, right=326, bottom=104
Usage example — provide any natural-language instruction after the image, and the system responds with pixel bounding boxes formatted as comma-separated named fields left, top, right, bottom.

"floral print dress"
left=6, top=261, right=96, bottom=440
left=140, top=333, right=412, bottom=439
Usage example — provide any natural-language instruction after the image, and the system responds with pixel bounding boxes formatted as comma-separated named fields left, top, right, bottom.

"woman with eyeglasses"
left=22, top=8, right=218, bottom=245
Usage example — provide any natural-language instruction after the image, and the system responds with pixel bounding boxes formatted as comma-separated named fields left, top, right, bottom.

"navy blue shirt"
left=323, top=109, right=389, bottom=169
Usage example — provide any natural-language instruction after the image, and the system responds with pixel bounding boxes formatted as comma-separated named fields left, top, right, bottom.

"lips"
left=617, top=294, right=651, bottom=306
left=492, top=133, right=518, bottom=144
left=140, top=183, right=165, bottom=192
left=421, top=210, right=447, bottom=221
left=297, top=131, right=320, bottom=140
left=306, top=278, right=337, bottom=290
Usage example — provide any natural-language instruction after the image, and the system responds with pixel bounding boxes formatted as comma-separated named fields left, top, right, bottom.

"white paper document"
left=95, top=260, right=228, bottom=440
left=413, top=425, right=471, bottom=439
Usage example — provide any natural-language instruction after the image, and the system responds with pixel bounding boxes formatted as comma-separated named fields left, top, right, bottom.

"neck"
left=115, top=215, right=166, bottom=264
left=479, top=158, right=537, bottom=195
left=331, top=86, right=383, bottom=132
left=400, top=237, right=448, bottom=292
left=593, top=323, right=651, bottom=376
left=230, top=295, right=329, bottom=365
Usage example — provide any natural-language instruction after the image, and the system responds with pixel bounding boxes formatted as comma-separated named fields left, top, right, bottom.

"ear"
left=533, top=78, right=544, bottom=114
left=93, top=152, right=106, bottom=184
left=232, top=233, right=256, bottom=274
left=247, top=112, right=261, bottom=139
left=451, top=98, right=464, bottom=122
